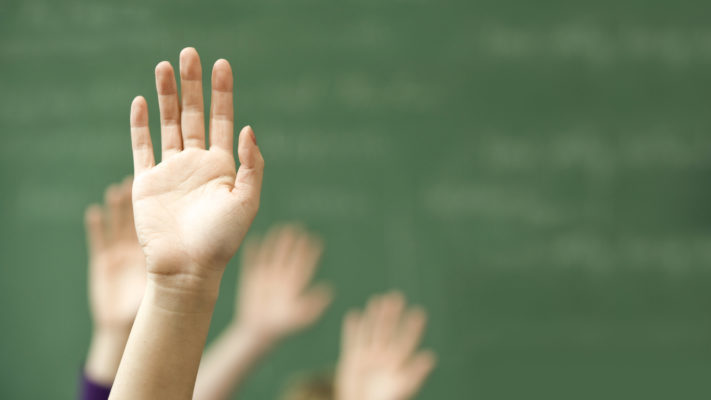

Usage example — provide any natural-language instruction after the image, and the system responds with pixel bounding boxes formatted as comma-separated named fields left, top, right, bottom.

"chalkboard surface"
left=2, top=0, right=711, bottom=398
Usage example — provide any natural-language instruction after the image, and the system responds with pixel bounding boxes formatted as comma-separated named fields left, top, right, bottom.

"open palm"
left=236, top=225, right=332, bottom=341
left=129, top=48, right=264, bottom=281
left=336, top=292, right=436, bottom=400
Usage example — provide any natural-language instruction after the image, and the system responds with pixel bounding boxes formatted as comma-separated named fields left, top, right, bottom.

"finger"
left=373, top=291, right=405, bottom=347
left=130, top=96, right=155, bottom=174
left=237, top=237, right=262, bottom=309
left=84, top=204, right=106, bottom=258
left=256, top=225, right=282, bottom=267
left=370, top=294, right=391, bottom=348
left=395, top=307, right=428, bottom=363
left=179, top=48, right=205, bottom=149
left=155, top=61, right=182, bottom=159
left=251, top=227, right=283, bottom=301
left=233, top=126, right=264, bottom=208
left=361, top=295, right=382, bottom=347
left=272, top=224, right=300, bottom=275
left=238, top=237, right=262, bottom=291
left=288, top=233, right=324, bottom=292
left=402, top=350, right=437, bottom=397
left=342, top=310, right=361, bottom=354
left=270, top=226, right=303, bottom=295
left=355, top=300, right=374, bottom=348
left=209, top=59, right=234, bottom=153
left=105, top=184, right=122, bottom=240
left=297, top=283, right=333, bottom=328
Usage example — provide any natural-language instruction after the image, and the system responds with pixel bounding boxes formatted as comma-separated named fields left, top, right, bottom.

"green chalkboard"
left=2, top=0, right=711, bottom=398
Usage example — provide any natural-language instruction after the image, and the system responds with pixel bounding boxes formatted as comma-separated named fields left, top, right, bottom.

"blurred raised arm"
left=82, top=177, right=145, bottom=395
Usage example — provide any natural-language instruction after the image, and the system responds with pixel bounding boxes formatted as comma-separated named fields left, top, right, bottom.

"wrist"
left=91, top=325, right=131, bottom=344
left=144, top=272, right=222, bottom=314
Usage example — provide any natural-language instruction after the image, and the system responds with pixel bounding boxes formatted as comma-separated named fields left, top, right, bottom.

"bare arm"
left=192, top=324, right=274, bottom=400
left=109, top=47, right=264, bottom=400
left=194, top=225, right=332, bottom=400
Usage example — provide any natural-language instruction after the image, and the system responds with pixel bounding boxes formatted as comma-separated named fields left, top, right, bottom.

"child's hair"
left=281, top=372, right=335, bottom=400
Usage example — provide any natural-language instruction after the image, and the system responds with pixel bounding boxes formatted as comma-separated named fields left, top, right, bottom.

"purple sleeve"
left=79, top=370, right=112, bottom=400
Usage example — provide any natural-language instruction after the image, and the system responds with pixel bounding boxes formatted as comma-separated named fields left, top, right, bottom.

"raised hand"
left=84, top=177, right=146, bottom=385
left=193, top=224, right=331, bottom=400
left=85, top=177, right=145, bottom=330
left=336, top=292, right=436, bottom=400
left=111, top=47, right=264, bottom=400
left=129, top=47, right=264, bottom=290
left=237, top=224, right=332, bottom=340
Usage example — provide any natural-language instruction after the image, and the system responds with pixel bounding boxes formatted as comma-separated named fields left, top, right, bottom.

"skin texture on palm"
left=336, top=292, right=436, bottom=400
left=193, top=224, right=332, bottom=400
left=110, top=47, right=264, bottom=400
left=84, top=177, right=146, bottom=385
left=130, top=49, right=263, bottom=288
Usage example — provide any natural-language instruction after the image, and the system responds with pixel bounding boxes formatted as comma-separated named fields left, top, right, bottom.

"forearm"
left=85, top=327, right=131, bottom=385
left=109, top=275, right=221, bottom=400
left=193, top=324, right=277, bottom=400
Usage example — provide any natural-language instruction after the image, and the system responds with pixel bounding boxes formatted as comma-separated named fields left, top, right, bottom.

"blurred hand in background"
left=336, top=292, right=436, bottom=400
left=83, top=177, right=145, bottom=385
left=236, top=224, right=333, bottom=341
left=194, top=224, right=332, bottom=400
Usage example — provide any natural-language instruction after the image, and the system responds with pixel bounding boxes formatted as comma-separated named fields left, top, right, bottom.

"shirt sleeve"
left=79, top=369, right=112, bottom=400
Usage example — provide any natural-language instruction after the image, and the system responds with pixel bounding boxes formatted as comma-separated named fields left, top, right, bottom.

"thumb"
left=233, top=125, right=264, bottom=209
